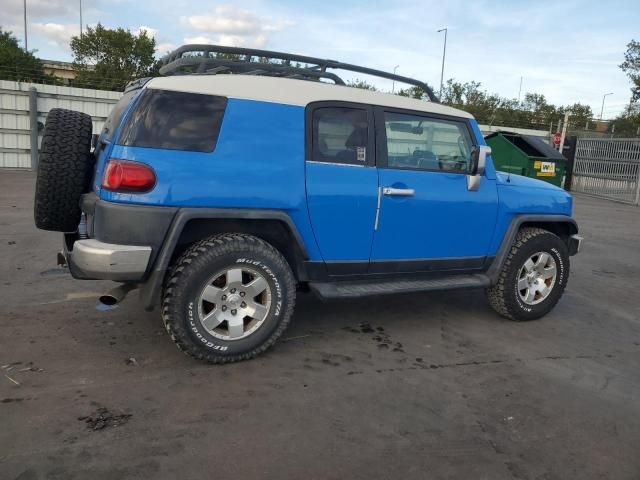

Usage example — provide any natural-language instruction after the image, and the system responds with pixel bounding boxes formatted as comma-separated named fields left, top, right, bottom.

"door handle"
left=383, top=187, right=415, bottom=196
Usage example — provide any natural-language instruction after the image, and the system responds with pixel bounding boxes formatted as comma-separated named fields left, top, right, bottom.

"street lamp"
left=600, top=92, right=613, bottom=120
left=23, top=0, right=28, bottom=51
left=392, top=64, right=399, bottom=93
left=437, top=28, right=448, bottom=101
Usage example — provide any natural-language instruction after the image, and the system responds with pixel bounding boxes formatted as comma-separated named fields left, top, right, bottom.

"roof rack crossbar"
left=206, top=66, right=231, bottom=74
left=161, top=56, right=347, bottom=85
left=159, top=44, right=437, bottom=102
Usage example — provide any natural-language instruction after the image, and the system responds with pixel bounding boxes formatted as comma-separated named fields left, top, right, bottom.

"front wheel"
left=487, top=227, right=570, bottom=321
left=162, top=234, right=296, bottom=363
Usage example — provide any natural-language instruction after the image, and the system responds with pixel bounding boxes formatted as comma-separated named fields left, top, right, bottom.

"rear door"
left=305, top=102, right=378, bottom=273
left=370, top=107, right=498, bottom=273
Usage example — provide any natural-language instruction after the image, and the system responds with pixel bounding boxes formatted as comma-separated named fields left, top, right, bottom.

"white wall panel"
left=0, top=81, right=121, bottom=168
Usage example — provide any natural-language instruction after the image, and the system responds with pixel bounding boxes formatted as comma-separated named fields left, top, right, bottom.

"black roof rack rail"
left=159, top=44, right=438, bottom=102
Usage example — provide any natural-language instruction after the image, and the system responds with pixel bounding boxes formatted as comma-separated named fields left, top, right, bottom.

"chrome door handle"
left=383, top=187, right=415, bottom=196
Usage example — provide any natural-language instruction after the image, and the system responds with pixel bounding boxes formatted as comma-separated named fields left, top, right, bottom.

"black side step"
left=309, top=274, right=491, bottom=300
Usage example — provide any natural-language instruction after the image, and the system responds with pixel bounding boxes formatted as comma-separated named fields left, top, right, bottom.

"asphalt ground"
left=1, top=170, right=639, bottom=480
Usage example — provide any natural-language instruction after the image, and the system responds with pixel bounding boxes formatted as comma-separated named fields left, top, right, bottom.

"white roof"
left=146, top=75, right=473, bottom=119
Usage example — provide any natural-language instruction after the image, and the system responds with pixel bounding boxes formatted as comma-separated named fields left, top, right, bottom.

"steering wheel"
left=415, top=153, right=437, bottom=170
left=438, top=156, right=468, bottom=172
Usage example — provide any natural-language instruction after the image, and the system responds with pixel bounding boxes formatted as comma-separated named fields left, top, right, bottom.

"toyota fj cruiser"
left=34, top=45, right=582, bottom=363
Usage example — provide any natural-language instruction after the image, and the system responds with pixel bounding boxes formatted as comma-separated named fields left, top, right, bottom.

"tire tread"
left=161, top=234, right=296, bottom=363
left=487, top=227, right=566, bottom=321
left=34, top=108, right=93, bottom=232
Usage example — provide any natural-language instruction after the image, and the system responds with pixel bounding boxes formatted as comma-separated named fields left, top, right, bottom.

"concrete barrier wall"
left=0, top=80, right=121, bottom=169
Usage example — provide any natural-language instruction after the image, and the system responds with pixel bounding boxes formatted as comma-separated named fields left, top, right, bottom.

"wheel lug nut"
left=241, top=302, right=246, bottom=308
left=231, top=309, right=237, bottom=315
left=230, top=288, right=236, bottom=293
left=239, top=291, right=245, bottom=297
left=221, top=305, right=227, bottom=311
left=221, top=295, right=227, bottom=301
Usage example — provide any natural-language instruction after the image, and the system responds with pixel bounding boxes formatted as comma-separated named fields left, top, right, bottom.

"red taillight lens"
left=102, top=160, right=156, bottom=192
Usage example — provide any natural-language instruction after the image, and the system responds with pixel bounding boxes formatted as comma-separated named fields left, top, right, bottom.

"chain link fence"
left=571, top=138, right=640, bottom=205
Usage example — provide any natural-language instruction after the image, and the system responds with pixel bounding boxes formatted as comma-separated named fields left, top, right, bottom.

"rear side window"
left=312, top=107, right=368, bottom=165
left=117, top=89, right=227, bottom=152
left=102, top=89, right=137, bottom=141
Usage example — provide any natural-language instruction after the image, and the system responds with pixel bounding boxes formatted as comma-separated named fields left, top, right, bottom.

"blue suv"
left=34, top=45, right=582, bottom=363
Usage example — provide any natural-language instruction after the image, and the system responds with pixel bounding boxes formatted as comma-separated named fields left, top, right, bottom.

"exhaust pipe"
left=98, top=283, right=137, bottom=309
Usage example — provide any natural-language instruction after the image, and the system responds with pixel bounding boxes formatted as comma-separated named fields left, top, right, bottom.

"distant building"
left=42, top=60, right=75, bottom=84
left=590, top=120, right=610, bottom=133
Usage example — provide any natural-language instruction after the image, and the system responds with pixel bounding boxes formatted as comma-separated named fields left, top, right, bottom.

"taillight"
left=102, top=160, right=156, bottom=192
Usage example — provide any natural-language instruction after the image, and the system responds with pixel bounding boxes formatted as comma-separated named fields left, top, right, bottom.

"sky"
left=4, top=0, right=639, bottom=119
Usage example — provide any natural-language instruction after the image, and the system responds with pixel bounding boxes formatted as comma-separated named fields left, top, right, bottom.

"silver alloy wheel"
left=517, top=251, right=557, bottom=306
left=197, top=266, right=272, bottom=341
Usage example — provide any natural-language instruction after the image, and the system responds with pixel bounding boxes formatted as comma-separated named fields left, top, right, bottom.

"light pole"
left=23, top=0, right=28, bottom=51
left=517, top=76, right=523, bottom=103
left=600, top=92, right=613, bottom=120
left=392, top=64, right=399, bottom=93
left=437, top=27, right=447, bottom=101
left=80, top=0, right=83, bottom=37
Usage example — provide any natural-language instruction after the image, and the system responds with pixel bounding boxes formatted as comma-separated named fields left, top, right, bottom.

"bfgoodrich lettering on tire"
left=487, top=227, right=570, bottom=321
left=161, top=234, right=296, bottom=363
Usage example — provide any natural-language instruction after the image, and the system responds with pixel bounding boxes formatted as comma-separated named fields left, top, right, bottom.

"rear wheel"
left=162, top=234, right=296, bottom=363
left=487, top=227, right=570, bottom=321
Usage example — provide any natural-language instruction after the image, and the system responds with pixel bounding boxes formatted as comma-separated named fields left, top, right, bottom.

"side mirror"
left=467, top=145, right=490, bottom=191
left=469, top=145, right=490, bottom=176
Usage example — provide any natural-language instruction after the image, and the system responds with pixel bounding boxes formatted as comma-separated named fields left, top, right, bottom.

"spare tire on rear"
left=34, top=108, right=94, bottom=232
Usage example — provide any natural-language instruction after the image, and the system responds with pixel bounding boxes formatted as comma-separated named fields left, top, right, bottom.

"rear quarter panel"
left=100, top=97, right=322, bottom=260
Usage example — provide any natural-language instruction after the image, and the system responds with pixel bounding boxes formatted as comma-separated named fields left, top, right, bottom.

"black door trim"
left=305, top=255, right=493, bottom=281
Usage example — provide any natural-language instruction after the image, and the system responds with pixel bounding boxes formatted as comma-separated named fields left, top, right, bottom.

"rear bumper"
left=63, top=194, right=178, bottom=281
left=568, top=234, right=583, bottom=256
left=63, top=237, right=152, bottom=281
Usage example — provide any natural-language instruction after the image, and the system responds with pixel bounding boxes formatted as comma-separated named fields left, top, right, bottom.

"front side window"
left=384, top=112, right=473, bottom=172
left=117, top=89, right=227, bottom=152
left=312, top=107, right=368, bottom=165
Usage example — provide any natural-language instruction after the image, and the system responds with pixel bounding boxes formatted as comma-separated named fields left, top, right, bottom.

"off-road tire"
left=487, top=227, right=570, bottom=321
left=34, top=108, right=93, bottom=232
left=162, top=234, right=296, bottom=363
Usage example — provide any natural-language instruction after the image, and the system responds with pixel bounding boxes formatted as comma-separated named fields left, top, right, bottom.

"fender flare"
left=486, top=214, right=578, bottom=284
left=138, top=208, right=308, bottom=311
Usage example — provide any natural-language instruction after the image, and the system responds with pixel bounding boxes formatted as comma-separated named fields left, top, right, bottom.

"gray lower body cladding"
left=64, top=194, right=177, bottom=280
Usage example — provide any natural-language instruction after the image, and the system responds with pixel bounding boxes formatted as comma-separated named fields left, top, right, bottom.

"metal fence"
left=0, top=80, right=121, bottom=169
left=571, top=138, right=640, bottom=205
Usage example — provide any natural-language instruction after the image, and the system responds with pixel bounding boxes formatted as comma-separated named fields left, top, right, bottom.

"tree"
left=620, top=39, right=640, bottom=102
left=346, top=79, right=377, bottom=91
left=70, top=23, right=159, bottom=91
left=0, top=28, right=49, bottom=83
left=608, top=112, right=640, bottom=136
left=438, top=79, right=593, bottom=131
left=559, top=103, right=593, bottom=129
left=439, top=79, right=503, bottom=124
left=397, top=85, right=431, bottom=100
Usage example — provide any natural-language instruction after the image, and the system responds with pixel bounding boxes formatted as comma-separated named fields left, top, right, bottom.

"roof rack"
left=159, top=44, right=438, bottom=102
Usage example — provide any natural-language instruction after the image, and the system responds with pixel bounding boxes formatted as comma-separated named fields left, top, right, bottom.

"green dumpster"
left=485, top=132, right=567, bottom=187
